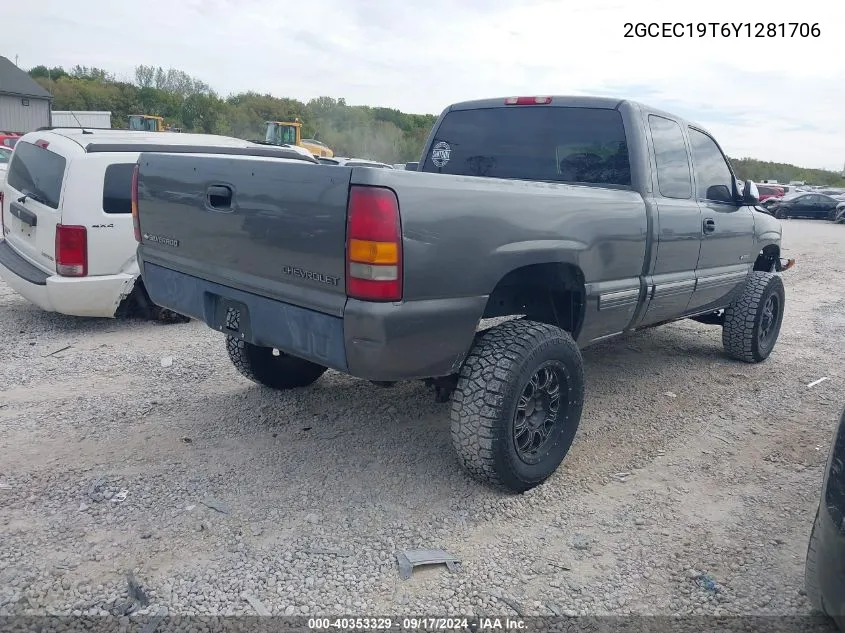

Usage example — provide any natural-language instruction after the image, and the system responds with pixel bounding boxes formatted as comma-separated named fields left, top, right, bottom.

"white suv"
left=0, top=128, right=315, bottom=319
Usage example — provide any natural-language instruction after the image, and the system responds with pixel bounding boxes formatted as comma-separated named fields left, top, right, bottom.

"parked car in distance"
left=0, top=128, right=315, bottom=320
left=0, top=132, right=20, bottom=149
left=769, top=193, right=845, bottom=220
left=757, top=184, right=785, bottom=202
left=134, top=94, right=790, bottom=492
left=805, top=405, right=845, bottom=630
left=0, top=145, right=11, bottom=187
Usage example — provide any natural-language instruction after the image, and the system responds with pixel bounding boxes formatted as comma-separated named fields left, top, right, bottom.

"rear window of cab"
left=422, top=106, right=631, bottom=186
left=6, top=141, right=67, bottom=209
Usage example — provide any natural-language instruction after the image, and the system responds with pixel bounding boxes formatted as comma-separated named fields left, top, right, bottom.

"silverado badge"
left=143, top=233, right=180, bottom=248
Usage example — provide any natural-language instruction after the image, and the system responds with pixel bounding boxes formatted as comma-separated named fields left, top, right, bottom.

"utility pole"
left=14, top=55, right=19, bottom=67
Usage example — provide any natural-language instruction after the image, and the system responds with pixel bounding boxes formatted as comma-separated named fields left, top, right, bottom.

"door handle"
left=10, top=201, right=37, bottom=227
left=206, top=185, right=233, bottom=210
left=703, top=218, right=716, bottom=234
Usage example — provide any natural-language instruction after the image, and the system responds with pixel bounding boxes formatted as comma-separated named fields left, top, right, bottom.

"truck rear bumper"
left=344, top=295, right=487, bottom=381
left=141, top=262, right=487, bottom=381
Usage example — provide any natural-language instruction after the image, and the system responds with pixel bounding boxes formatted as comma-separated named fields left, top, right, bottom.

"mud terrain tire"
left=450, top=319, right=585, bottom=493
left=722, top=271, right=785, bottom=363
left=226, top=337, right=327, bottom=389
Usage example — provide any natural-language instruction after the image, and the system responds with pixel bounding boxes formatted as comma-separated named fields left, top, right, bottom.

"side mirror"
left=706, top=184, right=733, bottom=203
left=742, top=180, right=760, bottom=205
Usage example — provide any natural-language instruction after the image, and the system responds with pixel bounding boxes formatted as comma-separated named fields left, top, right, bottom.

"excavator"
left=263, top=120, right=334, bottom=158
left=128, top=115, right=182, bottom=133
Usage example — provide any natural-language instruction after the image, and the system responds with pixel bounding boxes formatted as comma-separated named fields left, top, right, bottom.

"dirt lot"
left=0, top=219, right=843, bottom=622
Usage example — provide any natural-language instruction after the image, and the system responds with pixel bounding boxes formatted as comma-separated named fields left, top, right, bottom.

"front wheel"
left=722, top=271, right=786, bottom=363
left=450, top=319, right=585, bottom=493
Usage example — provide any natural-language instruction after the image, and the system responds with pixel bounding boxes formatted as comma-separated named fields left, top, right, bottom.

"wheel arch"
left=482, top=262, right=587, bottom=339
left=754, top=243, right=781, bottom=272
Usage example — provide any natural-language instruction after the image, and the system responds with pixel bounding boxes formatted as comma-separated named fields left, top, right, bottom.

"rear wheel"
left=449, top=319, right=585, bottom=493
left=226, top=336, right=327, bottom=389
left=722, top=271, right=785, bottom=363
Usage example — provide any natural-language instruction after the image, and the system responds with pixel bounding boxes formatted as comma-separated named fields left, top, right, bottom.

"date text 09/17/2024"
left=307, top=617, right=526, bottom=630
left=623, top=22, right=821, bottom=38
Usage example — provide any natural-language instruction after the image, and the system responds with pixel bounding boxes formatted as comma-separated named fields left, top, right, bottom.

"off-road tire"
left=449, top=319, right=585, bottom=493
left=804, top=508, right=825, bottom=615
left=226, top=336, right=327, bottom=389
left=722, top=271, right=785, bottom=363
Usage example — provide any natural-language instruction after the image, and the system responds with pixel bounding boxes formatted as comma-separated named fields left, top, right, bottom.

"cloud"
left=3, top=0, right=843, bottom=170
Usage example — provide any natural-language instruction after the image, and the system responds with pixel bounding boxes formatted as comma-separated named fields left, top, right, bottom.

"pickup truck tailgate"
left=136, top=154, right=351, bottom=317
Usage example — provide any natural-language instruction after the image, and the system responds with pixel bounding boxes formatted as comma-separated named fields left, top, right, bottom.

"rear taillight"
left=505, top=96, right=552, bottom=105
left=55, top=224, right=87, bottom=277
left=346, top=185, right=402, bottom=302
left=131, top=164, right=141, bottom=242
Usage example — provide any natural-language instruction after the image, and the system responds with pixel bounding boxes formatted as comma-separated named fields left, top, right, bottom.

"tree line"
left=29, top=64, right=435, bottom=164
left=27, top=64, right=845, bottom=184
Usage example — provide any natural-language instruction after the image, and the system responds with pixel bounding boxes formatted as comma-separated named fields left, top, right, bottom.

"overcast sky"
left=4, top=0, right=843, bottom=171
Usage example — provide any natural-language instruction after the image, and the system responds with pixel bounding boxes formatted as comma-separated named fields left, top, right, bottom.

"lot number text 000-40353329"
left=623, top=22, right=821, bottom=38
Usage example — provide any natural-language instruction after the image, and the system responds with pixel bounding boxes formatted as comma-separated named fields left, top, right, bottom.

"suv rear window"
left=422, top=106, right=631, bottom=186
left=102, top=163, right=135, bottom=214
left=6, top=141, right=67, bottom=209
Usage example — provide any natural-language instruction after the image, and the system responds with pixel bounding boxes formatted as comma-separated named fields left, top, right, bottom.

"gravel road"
left=0, top=219, right=843, bottom=625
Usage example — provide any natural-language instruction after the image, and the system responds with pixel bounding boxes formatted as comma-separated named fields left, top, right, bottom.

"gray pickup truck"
left=134, top=95, right=789, bottom=492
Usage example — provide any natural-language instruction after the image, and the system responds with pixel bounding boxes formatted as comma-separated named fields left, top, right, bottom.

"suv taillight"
left=131, top=164, right=141, bottom=242
left=55, top=224, right=87, bottom=276
left=346, top=185, right=402, bottom=302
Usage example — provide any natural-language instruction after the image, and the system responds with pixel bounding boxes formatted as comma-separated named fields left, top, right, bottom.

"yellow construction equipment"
left=128, top=115, right=182, bottom=133
left=264, top=120, right=334, bottom=158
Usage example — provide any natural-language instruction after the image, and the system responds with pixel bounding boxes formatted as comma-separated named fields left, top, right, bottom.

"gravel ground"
left=0, top=219, right=843, bottom=626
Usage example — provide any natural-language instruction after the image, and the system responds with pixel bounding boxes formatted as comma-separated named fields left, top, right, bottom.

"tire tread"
left=450, top=319, right=584, bottom=491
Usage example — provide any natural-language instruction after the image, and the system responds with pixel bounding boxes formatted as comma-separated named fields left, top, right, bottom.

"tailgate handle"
left=10, top=202, right=37, bottom=227
left=206, top=185, right=233, bottom=210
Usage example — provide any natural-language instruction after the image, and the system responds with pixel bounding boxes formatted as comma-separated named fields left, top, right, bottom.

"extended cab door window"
left=688, top=128, right=735, bottom=204
left=422, top=106, right=631, bottom=186
left=636, top=114, right=699, bottom=328
left=648, top=115, right=692, bottom=199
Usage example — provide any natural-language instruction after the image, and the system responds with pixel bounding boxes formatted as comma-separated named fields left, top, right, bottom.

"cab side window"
left=688, top=128, right=734, bottom=204
left=648, top=115, right=692, bottom=199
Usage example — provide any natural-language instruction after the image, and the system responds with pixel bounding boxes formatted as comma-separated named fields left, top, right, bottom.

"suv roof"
left=19, top=129, right=317, bottom=163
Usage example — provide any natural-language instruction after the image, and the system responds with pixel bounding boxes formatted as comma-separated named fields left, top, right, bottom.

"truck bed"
left=137, top=152, right=647, bottom=378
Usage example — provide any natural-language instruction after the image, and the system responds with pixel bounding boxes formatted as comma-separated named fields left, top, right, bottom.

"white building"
left=0, top=56, right=52, bottom=133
